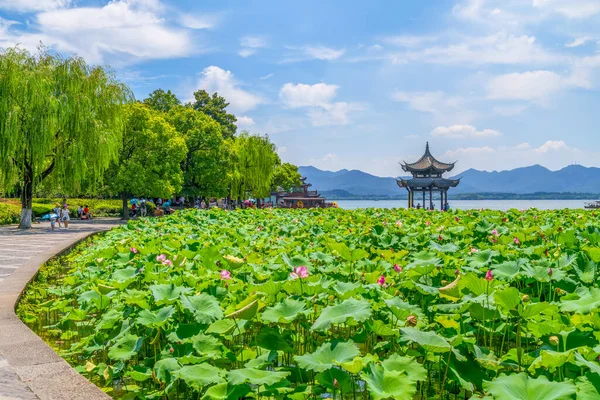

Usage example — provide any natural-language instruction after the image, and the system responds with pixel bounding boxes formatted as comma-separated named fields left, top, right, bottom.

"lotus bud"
left=169, top=346, right=174, bottom=354
left=548, top=268, right=553, bottom=277
left=333, top=378, right=339, bottom=388
left=438, top=235, right=443, bottom=241
left=406, top=315, right=417, bottom=327
left=485, top=269, right=494, bottom=281
left=455, top=269, right=460, bottom=276
left=549, top=336, right=559, bottom=346
left=522, top=294, right=530, bottom=303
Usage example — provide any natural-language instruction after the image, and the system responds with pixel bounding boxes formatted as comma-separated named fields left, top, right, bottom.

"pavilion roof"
left=401, top=142, right=456, bottom=173
left=396, top=177, right=461, bottom=189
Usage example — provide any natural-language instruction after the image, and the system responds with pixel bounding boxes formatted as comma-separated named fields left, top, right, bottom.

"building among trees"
left=397, top=143, right=460, bottom=210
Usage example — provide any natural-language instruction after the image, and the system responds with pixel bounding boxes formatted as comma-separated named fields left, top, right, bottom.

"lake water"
left=334, top=199, right=588, bottom=211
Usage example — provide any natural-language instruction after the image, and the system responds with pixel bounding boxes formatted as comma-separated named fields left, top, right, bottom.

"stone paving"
left=0, top=219, right=120, bottom=400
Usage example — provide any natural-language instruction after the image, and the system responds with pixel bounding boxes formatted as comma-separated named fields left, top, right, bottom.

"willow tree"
left=228, top=133, right=280, bottom=201
left=0, top=47, right=130, bottom=228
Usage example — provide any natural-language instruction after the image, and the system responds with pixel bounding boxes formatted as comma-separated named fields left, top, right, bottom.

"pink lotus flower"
left=395, top=220, right=402, bottom=227
left=290, top=266, right=309, bottom=279
left=393, top=264, right=402, bottom=273
left=470, top=248, right=479, bottom=254
left=377, top=275, right=386, bottom=285
left=425, top=221, right=431, bottom=226
left=130, top=247, right=138, bottom=254
left=513, top=237, right=520, bottom=245
left=220, top=270, right=231, bottom=280
left=491, top=229, right=499, bottom=236
left=163, top=259, right=173, bottom=267
left=156, top=254, right=167, bottom=262
left=455, top=216, right=460, bottom=222
left=485, top=269, right=494, bottom=281
left=138, top=267, right=144, bottom=274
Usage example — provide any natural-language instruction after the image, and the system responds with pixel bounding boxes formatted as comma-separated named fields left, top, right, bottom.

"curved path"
left=0, top=219, right=120, bottom=400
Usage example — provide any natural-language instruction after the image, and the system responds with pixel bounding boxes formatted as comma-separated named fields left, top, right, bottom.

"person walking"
left=61, top=204, right=70, bottom=229
left=53, top=204, right=62, bottom=228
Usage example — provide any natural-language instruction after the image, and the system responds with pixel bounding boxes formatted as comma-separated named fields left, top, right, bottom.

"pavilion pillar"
left=429, top=187, right=433, bottom=210
left=422, top=191, right=425, bottom=209
left=440, top=190, right=444, bottom=211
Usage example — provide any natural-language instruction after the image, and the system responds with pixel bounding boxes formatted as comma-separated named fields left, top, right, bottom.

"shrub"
left=0, top=202, right=20, bottom=225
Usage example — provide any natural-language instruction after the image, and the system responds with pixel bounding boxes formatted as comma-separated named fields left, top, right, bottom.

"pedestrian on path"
left=61, top=204, right=71, bottom=229
left=53, top=204, right=62, bottom=228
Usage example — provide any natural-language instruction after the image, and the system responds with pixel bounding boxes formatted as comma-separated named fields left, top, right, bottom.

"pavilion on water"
left=396, top=143, right=460, bottom=209
left=275, top=177, right=327, bottom=208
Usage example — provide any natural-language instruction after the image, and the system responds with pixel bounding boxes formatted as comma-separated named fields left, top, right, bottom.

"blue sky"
left=1, top=0, right=600, bottom=176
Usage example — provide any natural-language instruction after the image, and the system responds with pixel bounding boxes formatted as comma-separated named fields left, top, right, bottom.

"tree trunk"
left=122, top=191, right=129, bottom=220
left=18, top=166, right=34, bottom=229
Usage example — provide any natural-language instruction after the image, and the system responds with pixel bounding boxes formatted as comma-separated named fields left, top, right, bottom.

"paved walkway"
left=0, top=219, right=120, bottom=400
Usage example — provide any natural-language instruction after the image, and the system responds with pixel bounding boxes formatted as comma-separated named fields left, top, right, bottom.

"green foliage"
left=228, top=133, right=280, bottom=199
left=107, top=103, right=187, bottom=209
left=0, top=47, right=130, bottom=227
left=18, top=207, right=600, bottom=399
left=0, top=202, right=19, bottom=224
left=189, top=90, right=237, bottom=139
left=272, top=162, right=302, bottom=192
left=143, top=89, right=181, bottom=113
left=166, top=106, right=229, bottom=197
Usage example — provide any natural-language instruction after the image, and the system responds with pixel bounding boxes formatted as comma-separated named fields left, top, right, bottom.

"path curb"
left=0, top=228, right=114, bottom=400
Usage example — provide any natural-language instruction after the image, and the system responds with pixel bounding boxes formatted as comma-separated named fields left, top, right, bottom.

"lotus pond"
left=17, top=208, right=600, bottom=399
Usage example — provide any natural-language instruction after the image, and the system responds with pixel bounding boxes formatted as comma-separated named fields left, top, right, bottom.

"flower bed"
left=17, top=207, right=600, bottom=399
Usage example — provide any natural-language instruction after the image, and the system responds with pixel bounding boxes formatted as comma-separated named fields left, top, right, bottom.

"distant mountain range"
left=298, top=164, right=600, bottom=199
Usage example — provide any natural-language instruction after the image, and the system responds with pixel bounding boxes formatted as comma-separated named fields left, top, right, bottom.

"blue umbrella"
left=130, top=198, right=139, bottom=205
left=41, top=213, right=58, bottom=221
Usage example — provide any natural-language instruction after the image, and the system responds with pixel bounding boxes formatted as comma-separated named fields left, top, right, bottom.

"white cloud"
left=238, top=35, right=268, bottom=57
left=565, top=36, right=594, bottom=47
left=0, top=0, right=71, bottom=12
left=515, top=142, right=531, bottom=150
left=533, top=0, right=600, bottom=19
left=322, top=153, right=338, bottom=162
left=382, top=35, right=437, bottom=48
left=197, top=66, right=264, bottom=113
left=533, top=140, right=569, bottom=153
left=1, top=0, right=197, bottom=65
left=486, top=70, right=567, bottom=103
left=409, top=33, right=562, bottom=66
left=392, top=90, right=477, bottom=123
left=444, top=146, right=496, bottom=158
left=236, top=116, right=256, bottom=129
left=279, top=83, right=339, bottom=108
left=281, top=45, right=346, bottom=63
left=279, top=82, right=361, bottom=127
left=179, top=13, right=220, bottom=30
left=307, top=102, right=362, bottom=127
left=303, top=46, right=345, bottom=60
left=260, top=73, right=274, bottom=80
left=392, top=91, right=463, bottom=114
left=432, top=124, right=502, bottom=139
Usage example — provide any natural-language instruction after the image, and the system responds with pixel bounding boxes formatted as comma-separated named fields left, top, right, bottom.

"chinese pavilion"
left=276, top=177, right=327, bottom=208
left=397, top=143, right=460, bottom=209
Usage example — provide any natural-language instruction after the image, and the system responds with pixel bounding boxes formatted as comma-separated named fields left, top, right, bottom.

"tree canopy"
left=0, top=47, right=130, bottom=228
left=144, top=89, right=181, bottom=113
left=228, top=133, right=281, bottom=200
left=108, top=103, right=187, bottom=217
left=166, top=106, right=230, bottom=198
left=189, top=90, right=238, bottom=139
left=272, top=162, right=302, bottom=192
